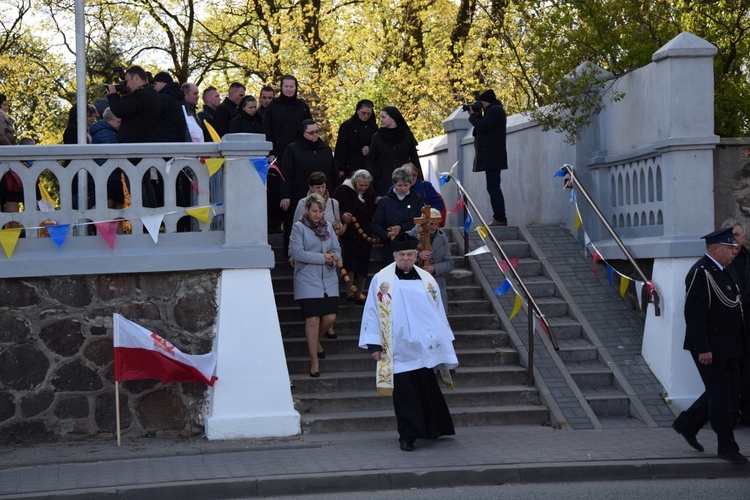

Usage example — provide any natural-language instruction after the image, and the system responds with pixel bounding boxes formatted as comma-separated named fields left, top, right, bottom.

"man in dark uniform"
left=672, top=227, right=748, bottom=464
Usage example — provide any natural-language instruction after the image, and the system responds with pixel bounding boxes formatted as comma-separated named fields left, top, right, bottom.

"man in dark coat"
left=213, top=82, right=245, bottom=137
left=724, top=219, right=750, bottom=427
left=672, top=227, right=748, bottom=464
left=335, top=99, right=377, bottom=180
left=105, top=65, right=162, bottom=207
left=105, top=65, right=160, bottom=143
left=468, top=89, right=508, bottom=226
left=152, top=72, right=189, bottom=142
left=198, top=86, right=220, bottom=141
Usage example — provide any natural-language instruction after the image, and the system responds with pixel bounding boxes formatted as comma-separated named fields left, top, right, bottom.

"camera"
left=461, top=91, right=482, bottom=113
left=104, top=66, right=129, bottom=94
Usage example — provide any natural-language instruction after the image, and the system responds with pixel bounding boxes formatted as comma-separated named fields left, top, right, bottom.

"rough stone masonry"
left=0, top=271, right=219, bottom=445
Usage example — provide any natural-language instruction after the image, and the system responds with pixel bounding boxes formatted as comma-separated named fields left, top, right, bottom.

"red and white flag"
left=113, top=314, right=217, bottom=386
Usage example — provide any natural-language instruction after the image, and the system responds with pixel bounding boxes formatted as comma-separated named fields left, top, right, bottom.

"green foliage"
left=1, top=0, right=749, bottom=148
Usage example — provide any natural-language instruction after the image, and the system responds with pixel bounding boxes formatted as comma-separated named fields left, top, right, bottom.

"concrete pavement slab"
left=1, top=425, right=749, bottom=498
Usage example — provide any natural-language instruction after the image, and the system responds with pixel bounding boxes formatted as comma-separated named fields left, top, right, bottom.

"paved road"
left=262, top=478, right=750, bottom=500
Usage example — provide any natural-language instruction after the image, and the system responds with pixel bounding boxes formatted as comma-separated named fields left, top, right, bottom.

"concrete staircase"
left=270, top=234, right=549, bottom=434
left=454, top=225, right=667, bottom=429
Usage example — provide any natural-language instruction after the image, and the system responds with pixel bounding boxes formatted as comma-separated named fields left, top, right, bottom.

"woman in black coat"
left=332, top=169, right=378, bottom=302
left=228, top=95, right=263, bottom=134
left=334, top=99, right=377, bottom=180
left=366, top=106, right=421, bottom=196
left=280, top=119, right=338, bottom=258
left=370, top=165, right=425, bottom=264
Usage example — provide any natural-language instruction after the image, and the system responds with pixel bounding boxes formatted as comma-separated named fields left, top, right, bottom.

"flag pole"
left=115, top=381, right=121, bottom=447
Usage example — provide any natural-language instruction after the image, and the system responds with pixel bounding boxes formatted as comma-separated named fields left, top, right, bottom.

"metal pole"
left=75, top=0, right=87, bottom=145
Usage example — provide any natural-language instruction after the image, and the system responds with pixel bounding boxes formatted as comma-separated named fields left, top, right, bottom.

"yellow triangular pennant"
left=574, top=210, right=582, bottom=231
left=477, top=226, right=488, bottom=239
left=619, top=276, right=630, bottom=297
left=509, top=293, right=523, bottom=320
left=186, top=206, right=212, bottom=223
left=0, top=228, right=23, bottom=258
left=204, top=121, right=222, bottom=143
left=205, top=158, right=225, bottom=177
left=38, top=183, right=56, bottom=212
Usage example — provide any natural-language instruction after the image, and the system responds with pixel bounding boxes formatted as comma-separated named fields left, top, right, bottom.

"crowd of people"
left=1, top=70, right=511, bottom=453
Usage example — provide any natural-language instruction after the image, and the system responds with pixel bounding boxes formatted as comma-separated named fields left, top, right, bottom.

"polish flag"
left=113, top=314, right=217, bottom=386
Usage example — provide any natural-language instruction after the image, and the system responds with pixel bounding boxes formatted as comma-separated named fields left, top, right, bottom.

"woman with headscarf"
left=261, top=74, right=312, bottom=234
left=366, top=106, right=421, bottom=196
left=228, top=95, right=263, bottom=134
left=334, top=99, right=377, bottom=181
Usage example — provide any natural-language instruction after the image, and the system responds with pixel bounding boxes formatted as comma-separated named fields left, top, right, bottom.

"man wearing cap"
left=467, top=89, right=508, bottom=226
left=358, top=234, right=458, bottom=452
left=672, top=227, right=748, bottom=464
left=152, top=71, right=189, bottom=143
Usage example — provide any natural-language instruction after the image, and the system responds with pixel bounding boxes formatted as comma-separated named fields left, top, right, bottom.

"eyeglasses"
left=304, top=129, right=319, bottom=135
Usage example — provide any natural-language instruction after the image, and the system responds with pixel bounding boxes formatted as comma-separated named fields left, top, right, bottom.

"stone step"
left=448, top=299, right=494, bottom=315
left=568, top=361, right=615, bottom=388
left=445, top=269, right=476, bottom=286
left=300, top=404, right=549, bottom=433
left=533, top=296, right=569, bottom=317
left=278, top=312, right=501, bottom=336
left=289, top=366, right=530, bottom=394
left=582, top=388, right=631, bottom=417
left=545, top=317, right=583, bottom=340
left=451, top=330, right=510, bottom=350
left=294, top=386, right=542, bottom=414
left=272, top=281, right=481, bottom=307
left=446, top=286, right=485, bottom=301
left=285, top=348, right=520, bottom=374
left=557, top=344, right=598, bottom=362
left=282, top=330, right=510, bottom=356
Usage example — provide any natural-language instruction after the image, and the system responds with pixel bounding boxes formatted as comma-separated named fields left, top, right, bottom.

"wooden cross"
left=413, top=205, right=441, bottom=267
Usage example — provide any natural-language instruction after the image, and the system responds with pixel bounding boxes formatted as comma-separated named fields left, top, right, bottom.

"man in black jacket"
left=153, top=72, right=189, bottom=142
left=672, top=227, right=748, bottom=464
left=213, top=82, right=245, bottom=137
left=198, top=86, right=220, bottom=141
left=105, top=65, right=162, bottom=207
left=105, top=65, right=160, bottom=143
left=468, top=89, right=508, bottom=226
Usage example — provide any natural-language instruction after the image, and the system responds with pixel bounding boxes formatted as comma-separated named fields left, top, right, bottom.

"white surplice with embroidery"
left=359, top=264, right=459, bottom=379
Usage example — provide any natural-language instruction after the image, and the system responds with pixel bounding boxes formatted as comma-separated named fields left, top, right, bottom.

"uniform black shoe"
left=672, top=422, right=704, bottom=452
left=399, top=439, right=414, bottom=452
left=717, top=451, right=749, bottom=464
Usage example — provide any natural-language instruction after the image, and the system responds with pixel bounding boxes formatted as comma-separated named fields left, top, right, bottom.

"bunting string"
left=554, top=166, right=657, bottom=303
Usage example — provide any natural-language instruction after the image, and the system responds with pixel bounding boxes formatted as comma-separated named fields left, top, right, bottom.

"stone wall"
left=0, top=271, right=219, bottom=445
left=714, top=138, right=750, bottom=229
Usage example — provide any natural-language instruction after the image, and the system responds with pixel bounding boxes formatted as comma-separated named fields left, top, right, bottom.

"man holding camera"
left=467, top=89, right=508, bottom=227
left=105, top=65, right=160, bottom=143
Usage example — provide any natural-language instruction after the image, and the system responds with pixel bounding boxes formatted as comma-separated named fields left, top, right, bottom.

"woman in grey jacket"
left=290, top=193, right=341, bottom=377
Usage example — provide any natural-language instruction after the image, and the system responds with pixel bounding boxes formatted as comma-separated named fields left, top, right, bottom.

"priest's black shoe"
left=399, top=439, right=414, bottom=452
left=718, top=451, right=749, bottom=464
left=671, top=422, right=703, bottom=452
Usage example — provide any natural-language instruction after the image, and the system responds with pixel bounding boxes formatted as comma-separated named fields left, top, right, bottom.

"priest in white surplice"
left=359, top=234, right=458, bottom=451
